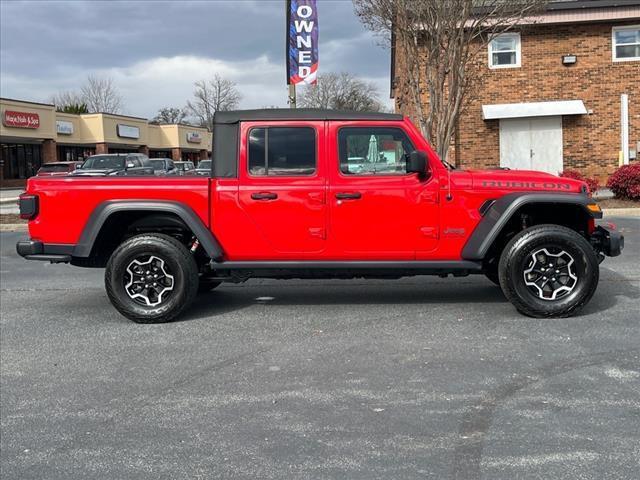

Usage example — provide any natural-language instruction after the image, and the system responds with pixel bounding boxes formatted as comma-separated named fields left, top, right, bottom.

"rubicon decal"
left=482, top=181, right=572, bottom=190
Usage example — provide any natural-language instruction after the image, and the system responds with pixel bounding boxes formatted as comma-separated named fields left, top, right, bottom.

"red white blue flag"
left=287, top=0, right=319, bottom=85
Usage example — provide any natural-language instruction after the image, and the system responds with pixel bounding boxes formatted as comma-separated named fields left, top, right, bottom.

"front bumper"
left=591, top=225, right=624, bottom=257
left=16, top=239, right=73, bottom=263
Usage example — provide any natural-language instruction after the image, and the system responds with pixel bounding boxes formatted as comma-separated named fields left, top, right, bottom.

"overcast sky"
left=0, top=0, right=392, bottom=118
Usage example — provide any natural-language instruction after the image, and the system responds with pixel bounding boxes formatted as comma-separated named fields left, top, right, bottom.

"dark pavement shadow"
left=180, top=279, right=508, bottom=322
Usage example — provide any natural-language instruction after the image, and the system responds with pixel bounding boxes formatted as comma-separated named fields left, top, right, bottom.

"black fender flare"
left=461, top=192, right=601, bottom=261
left=72, top=200, right=223, bottom=260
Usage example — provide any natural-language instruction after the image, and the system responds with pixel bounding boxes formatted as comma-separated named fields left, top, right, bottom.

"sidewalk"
left=0, top=189, right=22, bottom=214
left=0, top=188, right=23, bottom=203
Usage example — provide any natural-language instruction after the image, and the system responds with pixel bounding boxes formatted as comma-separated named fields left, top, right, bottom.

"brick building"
left=0, top=98, right=212, bottom=187
left=391, top=0, right=640, bottom=182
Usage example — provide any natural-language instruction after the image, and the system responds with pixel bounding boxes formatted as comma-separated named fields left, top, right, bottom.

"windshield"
left=148, top=159, right=167, bottom=170
left=81, top=155, right=125, bottom=170
left=197, top=160, right=211, bottom=170
left=39, top=164, right=70, bottom=173
left=175, top=162, right=194, bottom=171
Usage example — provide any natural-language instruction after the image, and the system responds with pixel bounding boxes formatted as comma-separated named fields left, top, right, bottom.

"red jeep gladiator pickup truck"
left=17, top=109, right=623, bottom=323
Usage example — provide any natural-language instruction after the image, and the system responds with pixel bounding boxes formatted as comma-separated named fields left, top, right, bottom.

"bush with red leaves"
left=607, top=163, right=640, bottom=200
left=560, top=169, right=600, bottom=194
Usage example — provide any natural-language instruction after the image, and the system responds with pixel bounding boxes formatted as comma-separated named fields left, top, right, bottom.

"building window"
left=613, top=25, right=640, bottom=61
left=57, top=145, right=94, bottom=162
left=488, top=33, right=521, bottom=68
left=0, top=143, right=42, bottom=181
left=248, top=127, right=316, bottom=176
left=338, top=127, right=415, bottom=175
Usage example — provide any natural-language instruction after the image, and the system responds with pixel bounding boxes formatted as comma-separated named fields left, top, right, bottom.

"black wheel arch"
left=463, top=192, right=601, bottom=261
left=72, top=200, right=223, bottom=261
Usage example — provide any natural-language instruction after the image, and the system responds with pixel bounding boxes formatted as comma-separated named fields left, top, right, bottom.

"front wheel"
left=105, top=233, right=199, bottom=323
left=498, top=225, right=599, bottom=318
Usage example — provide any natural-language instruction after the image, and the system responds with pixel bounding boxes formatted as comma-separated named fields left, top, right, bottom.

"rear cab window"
left=248, top=126, right=317, bottom=176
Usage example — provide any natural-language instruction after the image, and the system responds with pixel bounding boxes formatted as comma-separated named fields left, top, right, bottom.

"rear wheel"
left=105, top=233, right=199, bottom=323
left=498, top=225, right=599, bottom=317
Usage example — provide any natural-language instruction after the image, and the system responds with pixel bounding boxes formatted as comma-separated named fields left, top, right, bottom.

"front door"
left=237, top=122, right=327, bottom=258
left=499, top=116, right=563, bottom=174
left=328, top=124, right=439, bottom=260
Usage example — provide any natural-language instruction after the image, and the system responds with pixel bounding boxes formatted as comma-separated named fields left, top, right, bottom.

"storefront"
left=1, top=142, right=43, bottom=184
left=0, top=97, right=212, bottom=187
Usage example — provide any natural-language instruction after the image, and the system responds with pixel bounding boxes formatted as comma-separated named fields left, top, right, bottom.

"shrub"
left=560, top=169, right=600, bottom=194
left=607, top=163, right=640, bottom=200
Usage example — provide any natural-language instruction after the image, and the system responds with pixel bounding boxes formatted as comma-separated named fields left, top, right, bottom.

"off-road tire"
left=105, top=233, right=199, bottom=323
left=498, top=224, right=599, bottom=318
left=198, top=278, right=222, bottom=293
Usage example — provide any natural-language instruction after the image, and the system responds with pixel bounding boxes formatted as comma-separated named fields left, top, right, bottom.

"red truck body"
left=17, top=109, right=623, bottom=322
left=24, top=117, right=587, bottom=262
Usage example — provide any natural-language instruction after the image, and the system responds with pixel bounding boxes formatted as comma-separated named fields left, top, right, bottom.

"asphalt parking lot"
left=1, top=217, right=639, bottom=480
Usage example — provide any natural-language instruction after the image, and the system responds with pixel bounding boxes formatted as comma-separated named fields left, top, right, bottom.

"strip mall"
left=0, top=97, right=212, bottom=187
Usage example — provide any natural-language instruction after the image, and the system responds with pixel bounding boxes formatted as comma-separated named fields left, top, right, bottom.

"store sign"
left=186, top=131, right=202, bottom=144
left=117, top=124, right=140, bottom=139
left=56, top=120, right=74, bottom=135
left=3, top=110, right=40, bottom=129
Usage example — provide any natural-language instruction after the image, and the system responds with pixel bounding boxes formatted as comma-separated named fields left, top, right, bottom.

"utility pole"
left=288, top=84, right=296, bottom=109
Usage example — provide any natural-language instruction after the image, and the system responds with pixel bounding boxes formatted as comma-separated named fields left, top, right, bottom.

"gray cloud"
left=0, top=0, right=392, bottom=116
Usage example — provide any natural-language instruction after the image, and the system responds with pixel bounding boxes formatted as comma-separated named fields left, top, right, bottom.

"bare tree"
left=78, top=75, right=124, bottom=114
left=185, top=74, right=242, bottom=130
left=353, top=0, right=547, bottom=160
left=152, top=107, right=187, bottom=124
left=298, top=72, right=385, bottom=111
left=49, top=91, right=86, bottom=112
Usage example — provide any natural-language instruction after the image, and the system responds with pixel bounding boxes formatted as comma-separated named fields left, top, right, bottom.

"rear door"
left=327, top=123, right=439, bottom=259
left=236, top=121, right=327, bottom=257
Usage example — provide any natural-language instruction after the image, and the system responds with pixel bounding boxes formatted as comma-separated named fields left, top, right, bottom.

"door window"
left=338, top=127, right=414, bottom=175
left=248, top=127, right=316, bottom=176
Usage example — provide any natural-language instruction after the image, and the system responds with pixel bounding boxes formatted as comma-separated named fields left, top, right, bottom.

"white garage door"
left=499, top=116, right=563, bottom=174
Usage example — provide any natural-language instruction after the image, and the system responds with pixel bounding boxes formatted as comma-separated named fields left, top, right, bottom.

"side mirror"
left=406, top=151, right=428, bottom=176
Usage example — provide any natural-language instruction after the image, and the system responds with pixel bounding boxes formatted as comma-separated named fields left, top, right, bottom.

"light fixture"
left=562, top=54, right=577, bottom=65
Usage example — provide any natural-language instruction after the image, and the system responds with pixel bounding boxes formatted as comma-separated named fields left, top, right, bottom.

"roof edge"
left=214, top=109, right=404, bottom=124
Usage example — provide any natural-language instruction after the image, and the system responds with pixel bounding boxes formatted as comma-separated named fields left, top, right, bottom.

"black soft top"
left=211, top=109, right=404, bottom=179
left=213, top=109, right=403, bottom=124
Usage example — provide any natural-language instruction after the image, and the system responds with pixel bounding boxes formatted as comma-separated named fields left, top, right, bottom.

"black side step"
left=211, top=260, right=482, bottom=272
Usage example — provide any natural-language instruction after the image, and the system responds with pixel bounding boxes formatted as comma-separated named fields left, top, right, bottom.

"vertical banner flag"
left=287, top=0, right=319, bottom=85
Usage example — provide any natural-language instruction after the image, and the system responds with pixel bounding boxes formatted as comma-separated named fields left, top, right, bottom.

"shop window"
left=0, top=143, right=42, bottom=180
left=57, top=145, right=94, bottom=162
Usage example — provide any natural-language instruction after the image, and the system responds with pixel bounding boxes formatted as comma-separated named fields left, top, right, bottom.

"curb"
left=0, top=223, right=27, bottom=232
left=602, top=208, right=640, bottom=217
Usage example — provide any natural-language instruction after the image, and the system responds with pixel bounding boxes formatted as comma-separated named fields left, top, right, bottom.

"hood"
left=37, top=172, right=69, bottom=177
left=466, top=168, right=587, bottom=194
left=71, top=169, right=120, bottom=177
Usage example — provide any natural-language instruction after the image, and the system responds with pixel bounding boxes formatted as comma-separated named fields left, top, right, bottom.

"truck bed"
left=25, top=176, right=211, bottom=246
